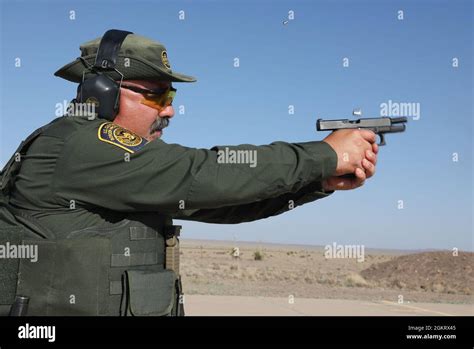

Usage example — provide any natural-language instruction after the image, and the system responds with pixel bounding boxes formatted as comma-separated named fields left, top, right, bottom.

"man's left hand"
left=322, top=143, right=378, bottom=191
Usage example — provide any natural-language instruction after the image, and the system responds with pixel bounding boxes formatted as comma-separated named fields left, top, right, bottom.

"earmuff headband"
left=94, top=29, right=133, bottom=69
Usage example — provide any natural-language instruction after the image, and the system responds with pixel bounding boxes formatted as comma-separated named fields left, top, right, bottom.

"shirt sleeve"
left=172, top=181, right=333, bottom=224
left=52, top=124, right=337, bottom=213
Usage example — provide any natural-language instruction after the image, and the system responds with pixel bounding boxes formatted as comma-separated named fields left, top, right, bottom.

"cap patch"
left=161, top=51, right=171, bottom=69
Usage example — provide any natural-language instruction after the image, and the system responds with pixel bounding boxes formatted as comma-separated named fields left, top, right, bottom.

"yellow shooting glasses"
left=121, top=84, right=176, bottom=111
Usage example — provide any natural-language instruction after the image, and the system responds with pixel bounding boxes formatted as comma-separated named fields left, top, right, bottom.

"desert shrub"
left=254, top=250, right=264, bottom=261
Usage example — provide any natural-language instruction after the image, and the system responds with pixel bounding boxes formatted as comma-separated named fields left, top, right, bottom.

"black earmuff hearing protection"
left=77, top=29, right=133, bottom=121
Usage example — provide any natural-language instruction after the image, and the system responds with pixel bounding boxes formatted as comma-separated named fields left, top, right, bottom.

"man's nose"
left=158, top=105, right=175, bottom=119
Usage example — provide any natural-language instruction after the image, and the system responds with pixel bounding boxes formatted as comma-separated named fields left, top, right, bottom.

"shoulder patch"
left=98, top=122, right=148, bottom=153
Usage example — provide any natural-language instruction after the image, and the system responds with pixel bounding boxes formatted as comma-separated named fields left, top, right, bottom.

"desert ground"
left=179, top=239, right=473, bottom=316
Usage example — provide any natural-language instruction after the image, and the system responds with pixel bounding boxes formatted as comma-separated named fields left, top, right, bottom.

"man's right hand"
left=323, top=129, right=377, bottom=177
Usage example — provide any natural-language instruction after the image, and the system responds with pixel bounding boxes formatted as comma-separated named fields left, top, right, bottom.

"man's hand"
left=322, top=130, right=378, bottom=191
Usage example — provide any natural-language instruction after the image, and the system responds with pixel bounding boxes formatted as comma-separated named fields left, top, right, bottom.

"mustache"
left=150, top=117, right=170, bottom=133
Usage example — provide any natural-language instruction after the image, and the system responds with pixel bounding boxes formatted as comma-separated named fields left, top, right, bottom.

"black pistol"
left=316, top=109, right=407, bottom=145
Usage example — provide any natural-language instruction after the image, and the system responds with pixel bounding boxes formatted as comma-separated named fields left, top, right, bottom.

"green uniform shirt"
left=9, top=116, right=337, bottom=237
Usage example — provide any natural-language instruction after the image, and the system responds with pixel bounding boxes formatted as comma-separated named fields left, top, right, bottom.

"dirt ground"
left=180, top=240, right=473, bottom=304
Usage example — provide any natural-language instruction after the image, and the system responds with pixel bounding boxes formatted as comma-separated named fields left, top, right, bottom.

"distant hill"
left=361, top=251, right=473, bottom=295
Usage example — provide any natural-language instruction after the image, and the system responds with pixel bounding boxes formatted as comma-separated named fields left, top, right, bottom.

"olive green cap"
left=54, top=33, right=196, bottom=83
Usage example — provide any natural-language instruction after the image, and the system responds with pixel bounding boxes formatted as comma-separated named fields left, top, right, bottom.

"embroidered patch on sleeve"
left=98, top=122, right=148, bottom=153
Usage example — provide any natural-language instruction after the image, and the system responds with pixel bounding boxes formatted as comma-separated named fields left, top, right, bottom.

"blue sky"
left=1, top=0, right=472, bottom=250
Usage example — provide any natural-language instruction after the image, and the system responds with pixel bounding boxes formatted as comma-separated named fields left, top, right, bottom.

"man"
left=0, top=30, right=377, bottom=316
